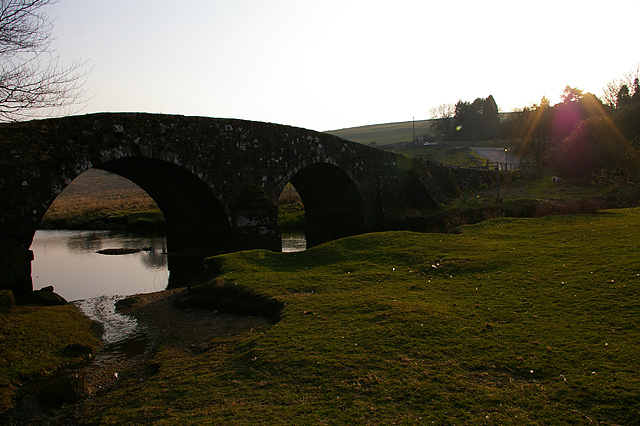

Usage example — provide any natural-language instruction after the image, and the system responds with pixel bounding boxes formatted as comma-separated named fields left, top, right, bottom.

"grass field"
left=7, top=117, right=639, bottom=423
left=326, top=114, right=513, bottom=148
left=42, top=169, right=306, bottom=230
left=40, top=168, right=164, bottom=230
left=45, top=168, right=155, bottom=210
left=44, top=207, right=640, bottom=425
left=327, top=119, right=435, bottom=145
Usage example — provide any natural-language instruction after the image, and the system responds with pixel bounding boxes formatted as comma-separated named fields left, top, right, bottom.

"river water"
left=31, top=230, right=169, bottom=302
left=31, top=229, right=306, bottom=302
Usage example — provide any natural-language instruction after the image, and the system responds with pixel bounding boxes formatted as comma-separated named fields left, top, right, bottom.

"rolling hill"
left=326, top=119, right=435, bottom=145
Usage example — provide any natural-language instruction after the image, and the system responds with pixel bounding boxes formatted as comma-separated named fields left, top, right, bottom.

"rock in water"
left=27, top=289, right=67, bottom=305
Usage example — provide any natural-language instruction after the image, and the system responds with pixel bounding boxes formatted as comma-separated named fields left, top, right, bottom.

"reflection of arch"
left=97, top=158, right=231, bottom=252
left=288, top=163, right=365, bottom=246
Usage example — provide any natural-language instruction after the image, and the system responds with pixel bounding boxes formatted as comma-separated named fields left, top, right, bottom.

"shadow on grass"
left=175, top=279, right=285, bottom=323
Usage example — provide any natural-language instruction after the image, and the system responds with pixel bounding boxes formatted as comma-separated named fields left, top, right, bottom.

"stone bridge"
left=0, top=113, right=475, bottom=293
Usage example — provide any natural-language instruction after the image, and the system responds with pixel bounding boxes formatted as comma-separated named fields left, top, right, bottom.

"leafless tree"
left=429, top=103, right=455, bottom=140
left=0, top=0, right=87, bottom=121
left=602, top=65, right=640, bottom=109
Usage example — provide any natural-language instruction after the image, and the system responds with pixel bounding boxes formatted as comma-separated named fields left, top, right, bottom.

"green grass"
left=278, top=202, right=305, bottom=229
left=327, top=119, right=435, bottom=145
left=76, top=208, right=640, bottom=425
left=40, top=168, right=165, bottom=231
left=0, top=305, right=101, bottom=412
left=40, top=208, right=165, bottom=231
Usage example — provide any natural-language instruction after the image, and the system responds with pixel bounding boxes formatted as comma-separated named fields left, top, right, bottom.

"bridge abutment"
left=230, top=201, right=281, bottom=252
left=0, top=250, right=34, bottom=295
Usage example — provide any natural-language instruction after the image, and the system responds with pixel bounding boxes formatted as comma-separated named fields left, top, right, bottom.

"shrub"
left=533, top=198, right=601, bottom=217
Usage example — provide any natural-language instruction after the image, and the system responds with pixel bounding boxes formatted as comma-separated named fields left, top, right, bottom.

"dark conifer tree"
left=453, top=95, right=500, bottom=141
left=481, top=95, right=500, bottom=140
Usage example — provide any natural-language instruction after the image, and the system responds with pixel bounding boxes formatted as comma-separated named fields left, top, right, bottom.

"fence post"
left=495, top=166, right=502, bottom=202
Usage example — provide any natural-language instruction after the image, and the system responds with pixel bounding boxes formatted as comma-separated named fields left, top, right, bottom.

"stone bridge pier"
left=0, top=113, right=472, bottom=294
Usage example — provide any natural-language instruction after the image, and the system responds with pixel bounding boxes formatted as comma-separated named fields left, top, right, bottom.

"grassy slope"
left=41, top=168, right=164, bottom=229
left=325, top=114, right=513, bottom=147
left=327, top=119, right=435, bottom=145
left=80, top=208, right=640, bottom=425
left=46, top=168, right=154, bottom=207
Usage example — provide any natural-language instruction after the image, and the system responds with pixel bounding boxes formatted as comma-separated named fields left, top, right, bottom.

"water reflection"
left=282, top=231, right=306, bottom=252
left=74, top=295, right=139, bottom=344
left=64, top=230, right=168, bottom=270
left=31, top=230, right=169, bottom=302
left=66, top=231, right=105, bottom=252
left=31, top=230, right=308, bottom=302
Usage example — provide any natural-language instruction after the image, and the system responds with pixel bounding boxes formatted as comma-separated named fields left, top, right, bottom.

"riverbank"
left=3, top=206, right=638, bottom=424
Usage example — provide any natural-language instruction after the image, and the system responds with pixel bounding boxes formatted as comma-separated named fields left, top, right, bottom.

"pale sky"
left=48, top=0, right=640, bottom=132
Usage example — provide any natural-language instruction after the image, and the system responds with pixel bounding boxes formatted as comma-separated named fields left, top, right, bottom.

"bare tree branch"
left=429, top=103, right=455, bottom=141
left=0, top=0, right=88, bottom=121
left=602, top=65, right=640, bottom=109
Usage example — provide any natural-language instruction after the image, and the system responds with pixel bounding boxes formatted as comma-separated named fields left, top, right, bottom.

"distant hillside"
left=55, top=168, right=149, bottom=201
left=326, top=119, right=435, bottom=145
left=43, top=168, right=158, bottom=221
left=326, top=113, right=515, bottom=146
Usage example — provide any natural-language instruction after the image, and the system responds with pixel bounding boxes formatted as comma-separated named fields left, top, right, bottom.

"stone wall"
left=0, top=113, right=484, bottom=292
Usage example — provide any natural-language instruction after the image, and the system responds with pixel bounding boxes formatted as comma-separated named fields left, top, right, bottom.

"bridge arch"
left=97, top=157, right=232, bottom=253
left=0, top=112, right=456, bottom=293
left=282, top=162, right=365, bottom=246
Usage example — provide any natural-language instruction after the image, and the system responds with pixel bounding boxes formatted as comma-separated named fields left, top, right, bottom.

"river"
left=31, top=229, right=306, bottom=302
left=30, top=229, right=305, bottom=346
left=31, top=230, right=170, bottom=302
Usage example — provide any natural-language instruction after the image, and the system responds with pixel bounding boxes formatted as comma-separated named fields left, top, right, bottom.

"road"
left=471, top=147, right=520, bottom=168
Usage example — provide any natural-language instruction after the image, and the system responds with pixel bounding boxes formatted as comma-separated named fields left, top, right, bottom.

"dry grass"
left=42, top=169, right=159, bottom=220
left=44, top=196, right=158, bottom=219
left=46, top=170, right=302, bottom=221
left=277, top=182, right=302, bottom=205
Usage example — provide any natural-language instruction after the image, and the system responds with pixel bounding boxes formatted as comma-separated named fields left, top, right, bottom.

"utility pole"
left=412, top=117, right=415, bottom=143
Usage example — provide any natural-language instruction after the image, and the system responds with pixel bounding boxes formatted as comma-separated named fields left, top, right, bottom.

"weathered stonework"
left=0, top=113, right=469, bottom=293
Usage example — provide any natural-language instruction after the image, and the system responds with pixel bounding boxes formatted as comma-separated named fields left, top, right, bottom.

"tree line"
left=430, top=95, right=500, bottom=142
left=430, top=71, right=640, bottom=184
